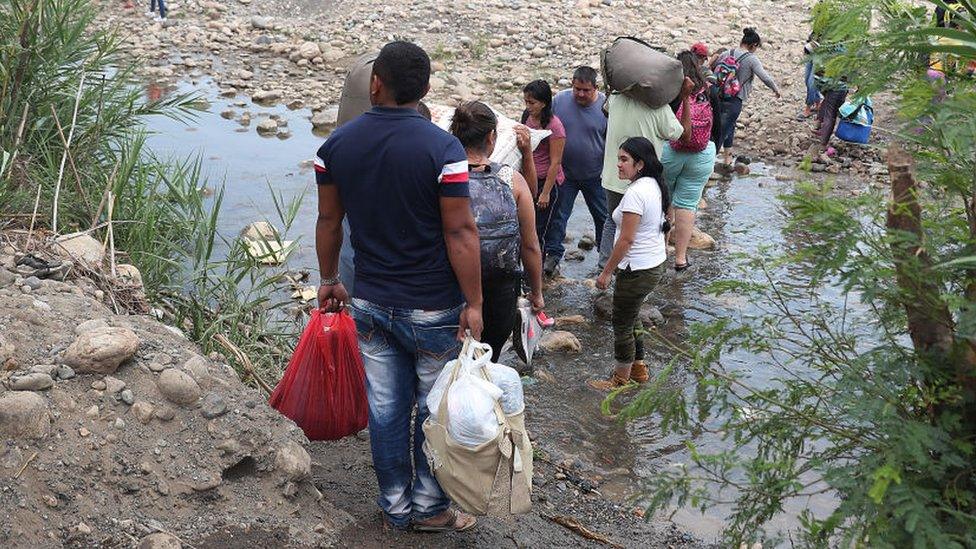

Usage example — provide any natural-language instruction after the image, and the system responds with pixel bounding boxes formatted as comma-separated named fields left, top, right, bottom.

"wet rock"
left=54, top=233, right=104, bottom=266
left=8, top=373, right=54, bottom=392
left=220, top=109, right=236, bottom=119
left=578, top=235, right=596, bottom=250
left=540, top=331, right=582, bottom=353
left=56, top=365, right=76, bottom=380
left=156, top=369, right=202, bottom=406
left=554, top=315, right=587, bottom=326
left=689, top=227, right=715, bottom=250
left=63, top=327, right=140, bottom=374
left=0, top=391, right=51, bottom=439
left=251, top=89, right=281, bottom=103
left=200, top=393, right=228, bottom=419
left=138, top=532, right=182, bottom=549
left=275, top=440, right=311, bottom=481
left=256, top=118, right=278, bottom=135
left=131, top=401, right=155, bottom=424
left=564, top=250, right=585, bottom=262
left=593, top=292, right=612, bottom=320
left=639, top=304, right=665, bottom=327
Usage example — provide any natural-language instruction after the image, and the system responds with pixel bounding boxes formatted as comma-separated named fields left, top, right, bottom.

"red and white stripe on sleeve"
left=439, top=160, right=469, bottom=184
left=313, top=156, right=327, bottom=173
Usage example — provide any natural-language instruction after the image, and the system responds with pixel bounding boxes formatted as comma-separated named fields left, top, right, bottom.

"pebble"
left=200, top=393, right=228, bottom=419
left=8, top=373, right=54, bottom=391
left=131, top=401, right=155, bottom=424
left=103, top=375, right=126, bottom=394
left=114, top=417, right=126, bottom=429
left=86, top=405, right=99, bottom=418
left=156, top=369, right=202, bottom=405
left=56, top=365, right=76, bottom=380
left=120, top=389, right=135, bottom=405
left=79, top=427, right=91, bottom=437
left=24, top=276, right=42, bottom=290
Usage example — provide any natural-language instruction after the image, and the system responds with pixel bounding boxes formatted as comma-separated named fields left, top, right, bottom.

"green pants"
left=612, top=263, right=665, bottom=363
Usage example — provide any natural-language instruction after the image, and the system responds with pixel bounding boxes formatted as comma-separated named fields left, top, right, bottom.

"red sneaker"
left=535, top=311, right=555, bottom=328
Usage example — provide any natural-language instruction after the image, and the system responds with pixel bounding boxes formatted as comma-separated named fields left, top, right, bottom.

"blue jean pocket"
left=412, top=324, right=461, bottom=363
left=351, top=305, right=387, bottom=354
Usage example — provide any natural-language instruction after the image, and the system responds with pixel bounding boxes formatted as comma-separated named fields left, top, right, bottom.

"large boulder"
left=689, top=227, right=716, bottom=250
left=0, top=391, right=51, bottom=439
left=138, top=532, right=182, bottom=549
left=54, top=233, right=104, bottom=265
left=63, top=327, right=140, bottom=374
left=156, top=369, right=202, bottom=406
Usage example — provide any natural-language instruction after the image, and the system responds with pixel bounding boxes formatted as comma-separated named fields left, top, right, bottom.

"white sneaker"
left=144, top=10, right=154, bottom=17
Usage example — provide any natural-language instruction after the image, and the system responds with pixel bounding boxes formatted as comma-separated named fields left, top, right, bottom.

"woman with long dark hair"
left=717, top=28, right=781, bottom=165
left=662, top=51, right=721, bottom=272
left=590, top=137, right=670, bottom=391
left=521, top=79, right=566, bottom=277
left=450, top=101, right=545, bottom=361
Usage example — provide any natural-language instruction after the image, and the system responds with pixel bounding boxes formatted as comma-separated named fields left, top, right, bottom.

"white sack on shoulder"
left=428, top=103, right=550, bottom=170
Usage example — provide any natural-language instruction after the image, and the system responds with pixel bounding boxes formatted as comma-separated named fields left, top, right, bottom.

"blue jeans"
left=547, top=177, right=609, bottom=262
left=719, top=97, right=744, bottom=149
left=804, top=61, right=822, bottom=107
left=349, top=297, right=463, bottom=527
left=535, top=181, right=561, bottom=262
left=150, top=0, right=166, bottom=17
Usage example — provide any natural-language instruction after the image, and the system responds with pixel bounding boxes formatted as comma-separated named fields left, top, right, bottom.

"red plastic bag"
left=269, top=309, right=368, bottom=441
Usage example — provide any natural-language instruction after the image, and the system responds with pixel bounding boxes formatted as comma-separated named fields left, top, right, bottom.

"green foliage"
left=0, top=0, right=299, bottom=387
left=620, top=1, right=976, bottom=546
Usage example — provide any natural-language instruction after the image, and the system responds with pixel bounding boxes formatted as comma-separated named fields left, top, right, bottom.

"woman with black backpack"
left=714, top=28, right=781, bottom=166
left=450, top=101, right=546, bottom=361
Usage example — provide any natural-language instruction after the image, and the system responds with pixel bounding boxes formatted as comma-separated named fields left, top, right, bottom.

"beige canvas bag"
left=422, top=341, right=533, bottom=516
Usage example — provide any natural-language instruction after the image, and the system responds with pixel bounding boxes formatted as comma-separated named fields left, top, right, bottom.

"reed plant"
left=1, top=0, right=301, bottom=389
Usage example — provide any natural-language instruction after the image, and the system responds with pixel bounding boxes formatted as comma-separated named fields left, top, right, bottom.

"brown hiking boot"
left=587, top=373, right=631, bottom=392
left=630, top=361, right=649, bottom=383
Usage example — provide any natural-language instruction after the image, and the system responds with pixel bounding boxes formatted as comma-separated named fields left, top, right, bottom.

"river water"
left=146, top=79, right=837, bottom=544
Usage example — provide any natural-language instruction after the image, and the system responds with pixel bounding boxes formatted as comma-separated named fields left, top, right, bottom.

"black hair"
left=741, top=27, right=762, bottom=47
left=619, top=137, right=671, bottom=232
left=450, top=101, right=497, bottom=151
left=371, top=41, right=431, bottom=105
left=572, top=66, right=599, bottom=87
left=677, top=51, right=706, bottom=93
left=521, top=79, right=554, bottom=129
left=417, top=101, right=432, bottom=120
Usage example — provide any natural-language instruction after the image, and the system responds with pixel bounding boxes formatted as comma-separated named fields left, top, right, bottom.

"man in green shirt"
left=598, top=79, right=693, bottom=268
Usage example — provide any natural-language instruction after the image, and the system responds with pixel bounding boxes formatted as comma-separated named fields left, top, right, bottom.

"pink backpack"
left=670, top=91, right=713, bottom=153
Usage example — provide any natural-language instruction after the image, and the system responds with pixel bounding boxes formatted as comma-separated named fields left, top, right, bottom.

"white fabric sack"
left=428, top=103, right=550, bottom=170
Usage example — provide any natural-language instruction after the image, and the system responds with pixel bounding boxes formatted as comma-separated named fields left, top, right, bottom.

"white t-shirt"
left=612, top=177, right=667, bottom=270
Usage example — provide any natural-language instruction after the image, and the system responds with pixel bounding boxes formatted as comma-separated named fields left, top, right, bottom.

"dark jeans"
left=597, top=189, right=625, bottom=269
left=612, top=264, right=665, bottom=363
left=150, top=0, right=167, bottom=17
left=818, top=89, right=849, bottom=147
left=535, top=181, right=561, bottom=262
left=719, top=97, right=744, bottom=149
left=481, top=273, right=520, bottom=362
left=804, top=61, right=822, bottom=107
left=547, top=177, right=609, bottom=262
left=349, top=298, right=462, bottom=527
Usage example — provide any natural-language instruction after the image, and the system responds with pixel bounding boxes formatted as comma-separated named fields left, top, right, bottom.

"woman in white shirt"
left=590, top=137, right=670, bottom=391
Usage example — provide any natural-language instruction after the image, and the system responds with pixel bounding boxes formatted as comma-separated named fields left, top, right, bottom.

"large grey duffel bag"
left=601, top=37, right=683, bottom=109
left=336, top=53, right=376, bottom=127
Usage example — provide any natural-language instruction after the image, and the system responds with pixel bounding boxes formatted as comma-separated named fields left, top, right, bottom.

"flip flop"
left=413, top=509, right=477, bottom=533
left=674, top=262, right=691, bottom=272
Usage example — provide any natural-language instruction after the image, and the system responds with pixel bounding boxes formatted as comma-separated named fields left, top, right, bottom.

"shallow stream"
left=146, top=78, right=839, bottom=543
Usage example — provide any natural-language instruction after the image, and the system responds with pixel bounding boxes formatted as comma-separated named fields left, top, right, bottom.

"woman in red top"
left=521, top=79, right=566, bottom=276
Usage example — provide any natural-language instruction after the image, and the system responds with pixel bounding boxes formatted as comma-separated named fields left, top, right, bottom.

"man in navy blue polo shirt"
left=314, top=41, right=482, bottom=532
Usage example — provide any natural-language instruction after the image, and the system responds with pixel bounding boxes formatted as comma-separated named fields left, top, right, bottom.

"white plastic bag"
left=486, top=363, right=524, bottom=416
left=446, top=374, right=503, bottom=447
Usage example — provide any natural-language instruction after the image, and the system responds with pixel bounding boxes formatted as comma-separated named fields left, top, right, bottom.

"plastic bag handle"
left=435, top=336, right=494, bottom=427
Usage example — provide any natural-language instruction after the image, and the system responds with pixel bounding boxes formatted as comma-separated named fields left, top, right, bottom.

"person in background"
left=598, top=77, right=695, bottom=270
left=450, top=101, right=546, bottom=361
left=146, top=0, right=166, bottom=21
left=314, top=41, right=481, bottom=533
left=691, top=42, right=717, bottom=84
left=801, top=34, right=823, bottom=118
left=521, top=79, right=566, bottom=277
left=707, top=47, right=729, bottom=72
left=812, top=44, right=849, bottom=159
left=717, top=28, right=781, bottom=166
left=549, top=66, right=609, bottom=276
left=662, top=51, right=721, bottom=273
left=590, top=137, right=671, bottom=390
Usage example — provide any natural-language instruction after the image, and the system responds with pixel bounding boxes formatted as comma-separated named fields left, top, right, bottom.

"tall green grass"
left=1, top=0, right=300, bottom=388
